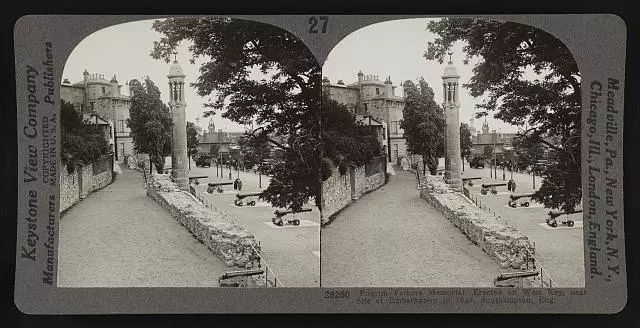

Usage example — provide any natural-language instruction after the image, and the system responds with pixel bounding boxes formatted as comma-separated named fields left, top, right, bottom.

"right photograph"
left=320, top=17, right=584, bottom=288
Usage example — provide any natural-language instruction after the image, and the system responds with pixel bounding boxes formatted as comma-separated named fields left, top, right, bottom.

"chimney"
left=384, top=76, right=393, bottom=97
left=110, top=75, right=119, bottom=96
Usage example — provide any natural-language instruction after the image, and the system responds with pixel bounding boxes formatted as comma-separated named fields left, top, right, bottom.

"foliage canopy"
left=401, top=79, right=445, bottom=175
left=151, top=17, right=321, bottom=211
left=60, top=100, right=110, bottom=172
left=425, top=18, right=581, bottom=211
left=127, top=77, right=173, bottom=173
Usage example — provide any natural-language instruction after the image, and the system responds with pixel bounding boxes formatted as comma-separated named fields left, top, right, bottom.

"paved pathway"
left=321, top=168, right=501, bottom=287
left=57, top=167, right=228, bottom=287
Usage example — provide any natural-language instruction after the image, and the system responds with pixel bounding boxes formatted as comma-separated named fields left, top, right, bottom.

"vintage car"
left=195, top=154, right=213, bottom=167
left=469, top=156, right=485, bottom=169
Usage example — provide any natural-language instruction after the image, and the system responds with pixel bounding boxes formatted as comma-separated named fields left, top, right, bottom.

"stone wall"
left=59, top=167, right=79, bottom=212
left=79, top=163, right=93, bottom=199
left=419, top=173, right=535, bottom=270
left=364, top=170, right=385, bottom=193
left=146, top=172, right=262, bottom=271
left=351, top=166, right=366, bottom=199
left=320, top=166, right=352, bottom=222
left=92, top=171, right=112, bottom=190
left=321, top=156, right=387, bottom=224
left=60, top=154, right=114, bottom=213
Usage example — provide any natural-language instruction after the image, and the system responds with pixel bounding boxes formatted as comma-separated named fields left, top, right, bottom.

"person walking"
left=511, top=179, right=517, bottom=193
left=507, top=179, right=513, bottom=192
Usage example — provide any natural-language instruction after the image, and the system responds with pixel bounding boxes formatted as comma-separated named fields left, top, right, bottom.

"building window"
left=102, top=86, right=106, bottom=94
left=117, top=120, right=125, bottom=133
left=394, top=144, right=399, bottom=160
left=376, top=88, right=380, bottom=95
left=391, top=121, right=399, bottom=134
left=364, top=103, right=368, bottom=111
left=119, top=143, right=125, bottom=158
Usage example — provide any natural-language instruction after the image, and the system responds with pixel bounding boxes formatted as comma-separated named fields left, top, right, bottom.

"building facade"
left=470, top=119, right=518, bottom=160
left=322, top=71, right=406, bottom=164
left=197, top=118, right=245, bottom=157
left=60, top=70, right=133, bottom=162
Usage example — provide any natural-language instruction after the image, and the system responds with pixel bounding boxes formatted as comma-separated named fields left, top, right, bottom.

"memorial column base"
left=445, top=176, right=463, bottom=192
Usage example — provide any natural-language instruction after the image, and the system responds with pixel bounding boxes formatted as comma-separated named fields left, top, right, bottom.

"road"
left=58, top=168, right=228, bottom=287
left=189, top=159, right=320, bottom=287
left=321, top=168, right=501, bottom=287
left=461, top=164, right=585, bottom=287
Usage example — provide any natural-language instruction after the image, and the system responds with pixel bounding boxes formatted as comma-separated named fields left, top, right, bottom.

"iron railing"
left=463, top=185, right=558, bottom=287
left=416, top=170, right=558, bottom=287
left=189, top=184, right=283, bottom=287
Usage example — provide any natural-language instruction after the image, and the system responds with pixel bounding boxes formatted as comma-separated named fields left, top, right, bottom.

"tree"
left=151, top=18, right=321, bottom=211
left=186, top=121, right=199, bottom=169
left=60, top=100, right=110, bottom=172
left=238, top=132, right=271, bottom=170
left=425, top=18, right=581, bottom=212
left=127, top=77, right=173, bottom=174
left=209, top=144, right=220, bottom=157
left=460, top=123, right=473, bottom=171
left=401, top=79, right=445, bottom=175
left=321, top=95, right=382, bottom=177
left=483, top=145, right=494, bottom=159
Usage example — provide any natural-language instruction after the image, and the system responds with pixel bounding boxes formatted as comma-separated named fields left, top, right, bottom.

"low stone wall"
left=59, top=167, right=79, bottom=212
left=92, top=170, right=112, bottom=190
left=363, top=171, right=385, bottom=194
left=60, top=154, right=114, bottom=213
left=321, top=156, right=387, bottom=224
left=419, top=173, right=535, bottom=270
left=146, top=173, right=262, bottom=270
left=321, top=166, right=352, bottom=221
left=79, top=163, right=93, bottom=199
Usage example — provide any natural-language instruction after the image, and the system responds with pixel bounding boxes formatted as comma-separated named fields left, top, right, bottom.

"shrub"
left=60, top=100, right=110, bottom=171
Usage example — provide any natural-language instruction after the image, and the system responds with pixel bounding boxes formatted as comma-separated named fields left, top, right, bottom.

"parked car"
left=195, top=154, right=212, bottom=167
left=469, top=157, right=485, bottom=169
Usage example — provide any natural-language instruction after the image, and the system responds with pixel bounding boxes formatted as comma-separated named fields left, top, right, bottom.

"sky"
left=64, top=17, right=524, bottom=135
left=62, top=18, right=247, bottom=133
left=322, top=18, right=521, bottom=134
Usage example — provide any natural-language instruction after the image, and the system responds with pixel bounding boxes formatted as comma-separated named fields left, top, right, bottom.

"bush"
left=60, top=100, right=110, bottom=170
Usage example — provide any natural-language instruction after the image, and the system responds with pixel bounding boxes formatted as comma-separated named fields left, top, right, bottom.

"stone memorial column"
left=441, top=58, right=462, bottom=191
left=167, top=59, right=189, bottom=190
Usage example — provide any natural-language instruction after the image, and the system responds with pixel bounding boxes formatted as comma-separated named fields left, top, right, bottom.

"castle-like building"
left=197, top=118, right=246, bottom=156
left=322, top=71, right=406, bottom=164
left=60, top=70, right=133, bottom=162
left=469, top=118, right=518, bottom=159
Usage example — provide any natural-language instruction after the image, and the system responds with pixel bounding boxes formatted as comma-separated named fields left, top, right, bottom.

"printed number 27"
left=308, top=16, right=329, bottom=34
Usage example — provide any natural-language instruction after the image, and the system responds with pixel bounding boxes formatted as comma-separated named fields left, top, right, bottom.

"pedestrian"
left=511, top=180, right=517, bottom=193
left=507, top=179, right=513, bottom=192
left=237, top=178, right=243, bottom=191
left=233, top=179, right=238, bottom=190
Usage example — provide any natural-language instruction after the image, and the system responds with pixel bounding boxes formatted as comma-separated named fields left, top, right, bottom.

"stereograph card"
left=13, top=14, right=627, bottom=313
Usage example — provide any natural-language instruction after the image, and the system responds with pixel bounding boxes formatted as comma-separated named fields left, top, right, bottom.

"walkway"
left=321, top=167, right=501, bottom=287
left=57, top=167, right=228, bottom=287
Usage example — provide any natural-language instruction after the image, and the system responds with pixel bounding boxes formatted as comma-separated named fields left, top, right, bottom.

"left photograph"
left=57, top=17, right=321, bottom=288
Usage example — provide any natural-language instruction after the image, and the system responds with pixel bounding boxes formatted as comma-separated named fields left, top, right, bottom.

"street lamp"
left=493, top=131, right=497, bottom=180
